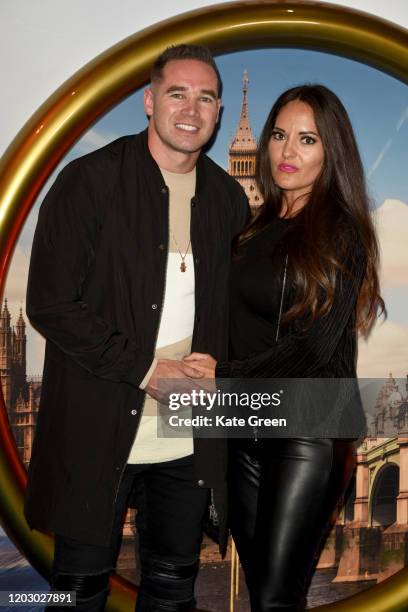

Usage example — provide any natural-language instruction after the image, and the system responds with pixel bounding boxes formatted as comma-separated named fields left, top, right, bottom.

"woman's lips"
left=278, top=163, right=298, bottom=173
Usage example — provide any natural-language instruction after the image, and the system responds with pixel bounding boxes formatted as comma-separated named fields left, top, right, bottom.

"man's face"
left=144, top=59, right=221, bottom=157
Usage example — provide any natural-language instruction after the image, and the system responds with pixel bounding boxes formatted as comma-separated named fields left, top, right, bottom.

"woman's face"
left=268, top=100, right=325, bottom=213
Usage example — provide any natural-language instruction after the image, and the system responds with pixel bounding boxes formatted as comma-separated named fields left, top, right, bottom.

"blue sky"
left=74, top=48, right=408, bottom=206
left=4, top=47, right=408, bottom=376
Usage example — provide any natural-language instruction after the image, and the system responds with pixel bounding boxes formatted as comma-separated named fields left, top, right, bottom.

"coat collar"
left=134, top=128, right=208, bottom=198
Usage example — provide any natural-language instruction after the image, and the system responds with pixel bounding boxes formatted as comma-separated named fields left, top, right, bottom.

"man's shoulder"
left=69, top=134, right=139, bottom=170
left=200, top=155, right=250, bottom=230
left=60, top=132, right=149, bottom=188
left=200, top=154, right=244, bottom=194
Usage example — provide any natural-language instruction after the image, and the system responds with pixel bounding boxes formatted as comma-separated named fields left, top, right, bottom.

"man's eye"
left=170, top=93, right=184, bottom=99
left=200, top=97, right=214, bottom=103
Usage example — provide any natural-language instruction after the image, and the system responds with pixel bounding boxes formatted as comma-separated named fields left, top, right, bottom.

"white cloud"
left=357, top=200, right=408, bottom=378
left=368, top=104, right=408, bottom=177
left=396, top=105, right=408, bottom=132
left=358, top=319, right=408, bottom=378
left=374, top=199, right=408, bottom=289
left=74, top=128, right=114, bottom=155
left=3, top=245, right=28, bottom=304
left=28, top=330, right=45, bottom=376
left=368, top=138, right=392, bottom=177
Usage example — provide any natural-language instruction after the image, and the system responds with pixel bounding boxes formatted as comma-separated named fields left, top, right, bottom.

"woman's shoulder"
left=336, top=214, right=365, bottom=250
left=334, top=217, right=367, bottom=276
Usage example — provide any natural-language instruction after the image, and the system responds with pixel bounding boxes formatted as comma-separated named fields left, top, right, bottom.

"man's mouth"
left=175, top=123, right=199, bottom=132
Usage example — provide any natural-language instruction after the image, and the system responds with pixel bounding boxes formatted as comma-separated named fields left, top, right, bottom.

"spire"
left=242, top=70, right=249, bottom=119
left=230, top=70, right=257, bottom=152
left=16, top=307, right=26, bottom=336
left=1, top=298, right=11, bottom=330
left=2, top=299, right=10, bottom=318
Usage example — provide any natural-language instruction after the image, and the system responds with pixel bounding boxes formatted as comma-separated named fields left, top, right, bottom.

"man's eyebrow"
left=166, top=86, right=188, bottom=93
left=200, top=89, right=218, bottom=99
left=165, top=85, right=218, bottom=99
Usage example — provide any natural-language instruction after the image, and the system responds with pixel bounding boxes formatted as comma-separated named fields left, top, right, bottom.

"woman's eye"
left=302, top=136, right=316, bottom=145
left=272, top=131, right=284, bottom=140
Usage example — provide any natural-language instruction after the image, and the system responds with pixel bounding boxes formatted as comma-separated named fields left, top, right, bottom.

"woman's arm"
left=214, top=242, right=367, bottom=379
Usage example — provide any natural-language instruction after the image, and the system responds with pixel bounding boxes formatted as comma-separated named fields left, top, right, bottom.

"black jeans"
left=49, top=455, right=209, bottom=611
left=228, top=438, right=355, bottom=612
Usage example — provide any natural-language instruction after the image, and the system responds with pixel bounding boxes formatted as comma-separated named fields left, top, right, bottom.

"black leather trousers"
left=228, top=438, right=355, bottom=612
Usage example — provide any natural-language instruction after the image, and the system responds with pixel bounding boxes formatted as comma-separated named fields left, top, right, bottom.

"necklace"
left=171, top=231, right=191, bottom=272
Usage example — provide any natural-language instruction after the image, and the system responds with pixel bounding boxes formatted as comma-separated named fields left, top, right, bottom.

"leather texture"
left=229, top=437, right=355, bottom=611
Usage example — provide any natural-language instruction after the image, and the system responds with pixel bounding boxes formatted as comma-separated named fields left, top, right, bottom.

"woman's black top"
left=216, top=217, right=366, bottom=380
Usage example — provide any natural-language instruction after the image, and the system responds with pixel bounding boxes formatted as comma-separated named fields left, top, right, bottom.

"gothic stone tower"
left=0, top=299, right=41, bottom=467
left=0, top=299, right=13, bottom=407
left=228, top=70, right=263, bottom=209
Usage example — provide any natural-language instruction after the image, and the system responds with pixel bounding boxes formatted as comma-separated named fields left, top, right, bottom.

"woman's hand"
left=183, top=352, right=217, bottom=379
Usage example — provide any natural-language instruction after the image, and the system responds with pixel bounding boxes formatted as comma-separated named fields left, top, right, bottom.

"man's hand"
left=183, top=352, right=217, bottom=379
left=145, top=358, right=204, bottom=401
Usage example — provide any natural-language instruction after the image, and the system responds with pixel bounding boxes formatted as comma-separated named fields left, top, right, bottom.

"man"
left=25, top=45, right=249, bottom=611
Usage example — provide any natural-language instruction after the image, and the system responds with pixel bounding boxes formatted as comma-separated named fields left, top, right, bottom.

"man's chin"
left=167, top=133, right=209, bottom=155
left=171, top=141, right=204, bottom=155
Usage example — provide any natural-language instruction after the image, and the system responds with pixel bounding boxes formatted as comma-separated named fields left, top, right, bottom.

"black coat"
left=24, top=130, right=249, bottom=552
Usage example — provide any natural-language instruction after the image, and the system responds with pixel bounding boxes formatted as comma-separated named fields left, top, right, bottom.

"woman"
left=185, top=85, right=385, bottom=611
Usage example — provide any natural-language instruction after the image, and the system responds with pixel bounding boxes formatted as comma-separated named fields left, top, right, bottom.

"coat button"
left=191, top=200, right=196, bottom=208
left=152, top=304, right=158, bottom=310
left=194, top=257, right=200, bottom=265
left=161, top=187, right=167, bottom=194
left=197, top=479, right=205, bottom=487
left=158, top=243, right=165, bottom=250
left=194, top=315, right=200, bottom=324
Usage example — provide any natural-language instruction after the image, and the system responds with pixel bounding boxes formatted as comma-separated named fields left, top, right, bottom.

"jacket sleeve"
left=26, top=160, right=153, bottom=388
left=216, top=241, right=366, bottom=379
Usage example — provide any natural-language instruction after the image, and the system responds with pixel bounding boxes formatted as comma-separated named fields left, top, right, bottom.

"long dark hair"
left=237, top=84, right=385, bottom=336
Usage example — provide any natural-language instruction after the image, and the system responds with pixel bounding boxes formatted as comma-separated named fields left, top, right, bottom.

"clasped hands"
left=145, top=353, right=216, bottom=402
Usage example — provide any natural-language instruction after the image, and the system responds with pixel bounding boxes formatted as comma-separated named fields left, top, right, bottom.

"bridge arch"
left=370, top=463, right=400, bottom=527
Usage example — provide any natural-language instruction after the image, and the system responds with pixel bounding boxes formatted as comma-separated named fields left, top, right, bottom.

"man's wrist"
left=139, top=357, right=159, bottom=390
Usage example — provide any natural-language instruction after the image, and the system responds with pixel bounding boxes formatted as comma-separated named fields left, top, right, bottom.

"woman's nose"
left=282, top=138, right=296, bottom=159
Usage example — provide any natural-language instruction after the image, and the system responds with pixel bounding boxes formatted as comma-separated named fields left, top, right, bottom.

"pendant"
left=180, top=261, right=186, bottom=272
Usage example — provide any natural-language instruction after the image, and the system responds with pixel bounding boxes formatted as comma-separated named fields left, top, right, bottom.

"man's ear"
left=144, top=88, right=154, bottom=117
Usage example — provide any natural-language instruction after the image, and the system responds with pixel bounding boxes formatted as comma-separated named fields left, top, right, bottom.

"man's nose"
left=183, top=98, right=199, bottom=116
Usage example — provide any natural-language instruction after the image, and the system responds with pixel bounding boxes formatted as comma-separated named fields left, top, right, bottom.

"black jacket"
left=24, top=130, right=249, bottom=551
left=216, top=219, right=367, bottom=439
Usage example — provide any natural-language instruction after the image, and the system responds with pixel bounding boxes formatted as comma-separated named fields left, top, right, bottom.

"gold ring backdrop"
left=0, top=1, right=408, bottom=610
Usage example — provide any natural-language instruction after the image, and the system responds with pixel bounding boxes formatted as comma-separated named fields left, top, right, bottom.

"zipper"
left=208, top=488, right=219, bottom=525
left=253, top=253, right=288, bottom=443
left=276, top=254, right=288, bottom=342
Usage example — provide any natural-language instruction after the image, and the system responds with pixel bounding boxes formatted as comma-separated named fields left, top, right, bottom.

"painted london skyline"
left=3, top=47, right=408, bottom=378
